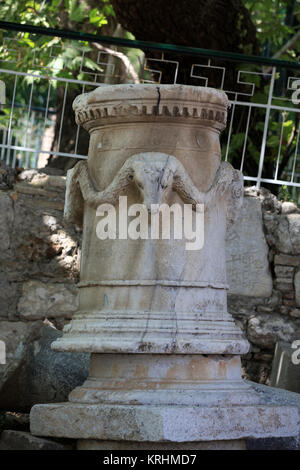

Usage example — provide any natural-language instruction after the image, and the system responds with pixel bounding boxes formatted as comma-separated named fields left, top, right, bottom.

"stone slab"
left=226, top=196, right=272, bottom=297
left=247, top=380, right=300, bottom=407
left=30, top=401, right=299, bottom=442
left=245, top=381, right=300, bottom=449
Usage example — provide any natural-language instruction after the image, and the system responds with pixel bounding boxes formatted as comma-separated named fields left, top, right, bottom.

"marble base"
left=68, top=353, right=260, bottom=406
left=30, top=401, right=299, bottom=443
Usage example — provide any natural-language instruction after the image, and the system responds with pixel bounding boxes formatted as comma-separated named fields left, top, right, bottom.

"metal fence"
left=0, top=22, right=300, bottom=201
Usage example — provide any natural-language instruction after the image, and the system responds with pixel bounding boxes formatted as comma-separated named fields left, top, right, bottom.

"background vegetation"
left=0, top=0, right=300, bottom=201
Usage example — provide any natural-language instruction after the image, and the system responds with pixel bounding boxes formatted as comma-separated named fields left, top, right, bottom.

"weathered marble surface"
left=30, top=84, right=299, bottom=446
left=68, top=353, right=258, bottom=406
left=53, top=84, right=248, bottom=356
left=30, top=401, right=299, bottom=442
left=226, top=196, right=272, bottom=297
left=1, top=168, right=300, bottom=401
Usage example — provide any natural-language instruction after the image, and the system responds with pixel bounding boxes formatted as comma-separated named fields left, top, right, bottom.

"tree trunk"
left=110, top=0, right=259, bottom=55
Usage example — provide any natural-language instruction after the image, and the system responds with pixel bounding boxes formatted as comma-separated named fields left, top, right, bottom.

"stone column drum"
left=30, top=85, right=299, bottom=449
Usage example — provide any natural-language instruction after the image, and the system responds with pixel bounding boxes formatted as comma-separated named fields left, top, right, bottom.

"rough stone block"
left=0, top=430, right=72, bottom=450
left=281, top=201, right=299, bottom=215
left=0, top=324, right=89, bottom=411
left=226, top=196, right=272, bottom=297
left=274, top=265, right=294, bottom=279
left=263, top=213, right=292, bottom=253
left=0, top=274, right=19, bottom=319
left=295, top=270, right=300, bottom=307
left=287, top=214, right=300, bottom=254
left=247, top=315, right=295, bottom=349
left=0, top=192, right=14, bottom=254
left=275, top=279, right=294, bottom=293
left=18, top=280, right=78, bottom=320
left=0, top=321, right=43, bottom=402
left=5, top=191, right=80, bottom=283
left=275, top=254, right=300, bottom=267
left=267, top=213, right=300, bottom=254
left=290, top=308, right=300, bottom=318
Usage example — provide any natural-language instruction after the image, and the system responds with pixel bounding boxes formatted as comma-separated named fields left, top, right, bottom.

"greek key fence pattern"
left=0, top=32, right=299, bottom=200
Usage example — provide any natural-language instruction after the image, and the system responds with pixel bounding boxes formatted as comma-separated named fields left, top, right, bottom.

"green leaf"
left=89, top=8, right=107, bottom=26
left=69, top=0, right=87, bottom=23
left=267, top=135, right=280, bottom=148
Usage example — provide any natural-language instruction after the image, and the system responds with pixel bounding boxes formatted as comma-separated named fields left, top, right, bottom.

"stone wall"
left=227, top=188, right=300, bottom=383
left=0, top=170, right=81, bottom=326
left=0, top=169, right=299, bottom=387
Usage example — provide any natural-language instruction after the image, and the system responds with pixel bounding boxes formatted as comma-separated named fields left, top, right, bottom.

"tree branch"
left=91, top=41, right=140, bottom=84
left=272, top=29, right=300, bottom=59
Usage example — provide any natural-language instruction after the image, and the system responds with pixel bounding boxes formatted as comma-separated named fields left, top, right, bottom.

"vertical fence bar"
left=25, top=110, right=35, bottom=168
left=34, top=121, right=42, bottom=168
left=12, top=140, right=17, bottom=168
left=240, top=105, right=252, bottom=172
left=1, top=130, right=6, bottom=160
left=225, top=103, right=235, bottom=162
left=23, top=81, right=34, bottom=149
left=290, top=119, right=300, bottom=183
left=41, top=81, right=51, bottom=138
left=74, top=83, right=85, bottom=155
left=57, top=82, right=68, bottom=153
left=256, top=66, right=276, bottom=189
left=5, top=74, right=18, bottom=164
left=274, top=112, right=285, bottom=181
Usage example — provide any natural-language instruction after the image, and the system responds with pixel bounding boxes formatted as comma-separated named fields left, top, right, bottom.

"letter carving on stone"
left=64, top=152, right=243, bottom=228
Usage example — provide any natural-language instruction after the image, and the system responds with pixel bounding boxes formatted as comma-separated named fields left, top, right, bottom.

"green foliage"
left=0, top=0, right=113, bottom=78
left=279, top=184, right=298, bottom=204
left=224, top=102, right=299, bottom=178
left=0, top=0, right=300, bottom=180
left=0, top=0, right=115, bottom=128
left=244, top=0, right=297, bottom=53
left=0, top=0, right=115, bottom=167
